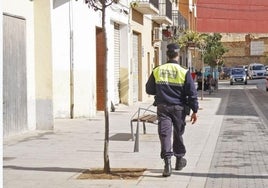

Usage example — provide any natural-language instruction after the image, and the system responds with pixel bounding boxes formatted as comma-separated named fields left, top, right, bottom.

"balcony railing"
left=149, top=0, right=159, bottom=9
left=172, top=10, right=188, bottom=30
left=152, top=0, right=172, bottom=25
left=131, top=0, right=159, bottom=15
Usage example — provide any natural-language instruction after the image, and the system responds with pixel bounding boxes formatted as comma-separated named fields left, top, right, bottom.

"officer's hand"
left=190, top=113, right=197, bottom=124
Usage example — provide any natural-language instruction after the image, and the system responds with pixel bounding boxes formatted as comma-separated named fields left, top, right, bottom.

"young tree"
left=84, top=0, right=118, bottom=174
left=178, top=31, right=228, bottom=73
left=203, top=33, right=228, bottom=67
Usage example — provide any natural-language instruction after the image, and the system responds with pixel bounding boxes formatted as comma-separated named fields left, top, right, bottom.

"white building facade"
left=3, top=0, right=181, bottom=137
left=3, top=0, right=53, bottom=136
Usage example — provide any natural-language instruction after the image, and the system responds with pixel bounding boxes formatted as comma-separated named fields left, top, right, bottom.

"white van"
left=248, top=63, right=266, bottom=79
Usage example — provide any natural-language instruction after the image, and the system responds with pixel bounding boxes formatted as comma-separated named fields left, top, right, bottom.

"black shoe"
left=175, top=157, right=187, bottom=171
left=162, top=158, right=172, bottom=177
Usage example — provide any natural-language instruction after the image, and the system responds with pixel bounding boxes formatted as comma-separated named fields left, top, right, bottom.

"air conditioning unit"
left=153, top=27, right=162, bottom=42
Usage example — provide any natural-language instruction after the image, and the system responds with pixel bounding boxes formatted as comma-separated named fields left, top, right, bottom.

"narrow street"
left=3, top=79, right=268, bottom=188
left=205, top=80, right=268, bottom=188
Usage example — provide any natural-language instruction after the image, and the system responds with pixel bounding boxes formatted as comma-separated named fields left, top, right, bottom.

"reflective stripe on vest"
left=153, top=63, right=187, bottom=86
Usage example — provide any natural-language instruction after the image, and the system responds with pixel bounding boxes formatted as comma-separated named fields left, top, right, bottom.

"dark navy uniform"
left=146, top=59, right=199, bottom=159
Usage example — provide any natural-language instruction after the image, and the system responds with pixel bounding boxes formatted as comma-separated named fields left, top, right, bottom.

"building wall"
left=141, top=16, right=156, bottom=102
left=52, top=0, right=101, bottom=118
left=106, top=3, right=129, bottom=106
left=179, top=0, right=189, bottom=20
left=130, top=13, right=157, bottom=103
left=3, top=0, right=132, bottom=126
left=2, top=1, right=170, bottom=136
left=1, top=2, right=4, bottom=179
left=52, top=1, right=73, bottom=118
left=34, top=0, right=53, bottom=130
left=119, top=24, right=131, bottom=105
left=3, top=0, right=54, bottom=133
left=52, top=1, right=130, bottom=117
left=196, top=0, right=268, bottom=33
left=221, top=33, right=268, bottom=67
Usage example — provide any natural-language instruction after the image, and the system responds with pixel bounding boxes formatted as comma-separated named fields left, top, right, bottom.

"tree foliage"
left=203, top=33, right=228, bottom=67
left=177, top=30, right=207, bottom=49
left=178, top=31, right=228, bottom=67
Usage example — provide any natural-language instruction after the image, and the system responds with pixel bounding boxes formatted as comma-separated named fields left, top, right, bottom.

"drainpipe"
left=70, top=30, right=74, bottom=118
left=69, top=0, right=74, bottom=118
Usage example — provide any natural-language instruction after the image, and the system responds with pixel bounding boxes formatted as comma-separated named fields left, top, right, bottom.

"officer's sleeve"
left=146, top=72, right=156, bottom=95
left=184, top=71, right=199, bottom=113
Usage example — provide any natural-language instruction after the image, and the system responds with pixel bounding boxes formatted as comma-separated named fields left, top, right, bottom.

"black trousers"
left=157, top=104, right=186, bottom=159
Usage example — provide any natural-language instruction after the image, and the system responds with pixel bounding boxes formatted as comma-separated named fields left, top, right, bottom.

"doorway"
left=96, top=27, right=105, bottom=111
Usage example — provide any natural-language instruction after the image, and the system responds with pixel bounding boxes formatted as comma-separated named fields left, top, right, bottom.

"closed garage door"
left=3, top=14, right=28, bottom=136
left=114, top=23, right=120, bottom=104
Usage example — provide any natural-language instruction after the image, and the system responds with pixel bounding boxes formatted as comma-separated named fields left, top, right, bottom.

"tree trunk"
left=102, top=1, right=111, bottom=174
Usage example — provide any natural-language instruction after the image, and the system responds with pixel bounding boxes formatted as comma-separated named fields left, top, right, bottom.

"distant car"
left=220, top=67, right=231, bottom=79
left=248, top=63, right=266, bottom=79
left=230, top=68, right=247, bottom=85
left=235, top=65, right=248, bottom=77
left=265, top=65, right=268, bottom=76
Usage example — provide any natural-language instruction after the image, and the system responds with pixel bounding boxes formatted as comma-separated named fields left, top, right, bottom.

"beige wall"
left=34, top=0, right=54, bottom=129
left=141, top=16, right=155, bottom=101
left=131, top=14, right=156, bottom=103
left=34, top=0, right=53, bottom=99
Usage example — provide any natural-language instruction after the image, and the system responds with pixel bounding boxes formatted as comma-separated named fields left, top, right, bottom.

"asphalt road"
left=205, top=79, right=268, bottom=188
left=219, top=79, right=268, bottom=124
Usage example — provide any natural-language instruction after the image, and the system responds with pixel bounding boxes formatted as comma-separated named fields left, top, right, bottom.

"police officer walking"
left=146, top=43, right=199, bottom=177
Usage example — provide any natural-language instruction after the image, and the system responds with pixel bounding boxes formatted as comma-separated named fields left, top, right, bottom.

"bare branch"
left=85, top=0, right=102, bottom=11
left=104, top=0, right=115, bottom=8
left=84, top=0, right=117, bottom=11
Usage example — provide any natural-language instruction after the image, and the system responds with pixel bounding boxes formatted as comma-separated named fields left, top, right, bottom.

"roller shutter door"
left=114, top=23, right=120, bottom=104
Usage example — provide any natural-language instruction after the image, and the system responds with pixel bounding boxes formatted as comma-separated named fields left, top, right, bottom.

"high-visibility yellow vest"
left=153, top=63, right=187, bottom=86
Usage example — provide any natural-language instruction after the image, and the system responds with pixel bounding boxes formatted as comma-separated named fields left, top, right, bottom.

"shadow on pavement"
left=3, top=165, right=85, bottom=173
left=109, top=133, right=133, bottom=141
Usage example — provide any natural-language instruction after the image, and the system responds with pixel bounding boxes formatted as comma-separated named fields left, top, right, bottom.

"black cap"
left=167, top=43, right=180, bottom=52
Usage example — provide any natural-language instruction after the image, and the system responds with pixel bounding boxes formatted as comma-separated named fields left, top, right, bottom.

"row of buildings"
left=2, top=0, right=268, bottom=137
left=3, top=0, right=194, bottom=137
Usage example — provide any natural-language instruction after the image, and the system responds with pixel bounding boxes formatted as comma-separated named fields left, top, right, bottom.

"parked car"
left=230, top=68, right=247, bottom=85
left=265, top=65, right=268, bottom=76
left=248, top=63, right=266, bottom=79
left=220, top=67, right=231, bottom=79
left=236, top=65, right=248, bottom=77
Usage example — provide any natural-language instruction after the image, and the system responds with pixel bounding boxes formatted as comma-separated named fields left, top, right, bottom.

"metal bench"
left=130, top=105, right=158, bottom=152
